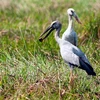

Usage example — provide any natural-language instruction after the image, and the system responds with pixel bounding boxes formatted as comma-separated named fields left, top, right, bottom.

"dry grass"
left=0, top=0, right=12, bottom=10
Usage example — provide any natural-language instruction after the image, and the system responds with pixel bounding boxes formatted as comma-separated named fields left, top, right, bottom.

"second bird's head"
left=39, top=21, right=62, bottom=42
left=67, top=8, right=82, bottom=24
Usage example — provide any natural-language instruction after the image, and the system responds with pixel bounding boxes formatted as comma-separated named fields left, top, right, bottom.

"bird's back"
left=62, top=28, right=78, bottom=46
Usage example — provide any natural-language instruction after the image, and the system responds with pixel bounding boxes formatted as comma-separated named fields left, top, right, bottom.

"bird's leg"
left=68, top=65, right=76, bottom=90
left=69, top=67, right=74, bottom=85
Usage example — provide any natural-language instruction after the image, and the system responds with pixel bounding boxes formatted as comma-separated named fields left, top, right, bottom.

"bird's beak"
left=74, top=14, right=82, bottom=24
left=39, top=25, right=54, bottom=42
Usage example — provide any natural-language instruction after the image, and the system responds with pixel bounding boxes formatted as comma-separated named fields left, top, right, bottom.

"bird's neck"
left=55, top=29, right=61, bottom=44
left=68, top=15, right=73, bottom=29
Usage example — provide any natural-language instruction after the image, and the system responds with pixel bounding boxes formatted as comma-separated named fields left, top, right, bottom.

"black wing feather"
left=79, top=57, right=96, bottom=76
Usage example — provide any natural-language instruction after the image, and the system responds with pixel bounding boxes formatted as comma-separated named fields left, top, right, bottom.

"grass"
left=0, top=0, right=100, bottom=100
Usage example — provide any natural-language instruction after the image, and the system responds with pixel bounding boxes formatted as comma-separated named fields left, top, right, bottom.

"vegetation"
left=0, top=0, right=100, bottom=99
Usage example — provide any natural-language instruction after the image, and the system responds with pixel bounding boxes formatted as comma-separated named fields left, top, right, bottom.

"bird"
left=62, top=8, right=81, bottom=46
left=39, top=20, right=96, bottom=84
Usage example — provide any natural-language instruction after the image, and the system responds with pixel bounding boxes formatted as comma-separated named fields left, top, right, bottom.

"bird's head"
left=50, top=21, right=62, bottom=30
left=39, top=20, right=62, bottom=42
left=67, top=8, right=82, bottom=24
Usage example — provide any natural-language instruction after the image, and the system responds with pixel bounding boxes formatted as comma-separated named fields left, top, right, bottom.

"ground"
left=0, top=0, right=100, bottom=100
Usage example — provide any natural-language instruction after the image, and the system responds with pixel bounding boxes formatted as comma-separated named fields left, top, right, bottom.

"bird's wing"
left=79, top=57, right=96, bottom=76
left=72, top=47, right=91, bottom=65
left=62, top=29, right=78, bottom=46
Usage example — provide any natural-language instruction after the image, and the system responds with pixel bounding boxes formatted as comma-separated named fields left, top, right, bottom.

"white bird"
left=39, top=21, right=96, bottom=83
left=62, top=8, right=81, bottom=46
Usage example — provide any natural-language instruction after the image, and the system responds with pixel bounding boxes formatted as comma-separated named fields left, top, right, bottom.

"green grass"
left=0, top=0, right=100, bottom=100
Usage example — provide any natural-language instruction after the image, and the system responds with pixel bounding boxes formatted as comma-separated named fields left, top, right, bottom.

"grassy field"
left=0, top=0, right=100, bottom=100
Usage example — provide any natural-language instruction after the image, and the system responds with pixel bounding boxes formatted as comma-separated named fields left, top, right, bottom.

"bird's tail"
left=79, top=58, right=96, bottom=76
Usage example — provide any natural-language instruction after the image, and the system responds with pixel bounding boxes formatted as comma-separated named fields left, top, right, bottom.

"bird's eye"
left=71, top=10, right=74, bottom=14
left=52, top=23, right=56, bottom=27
